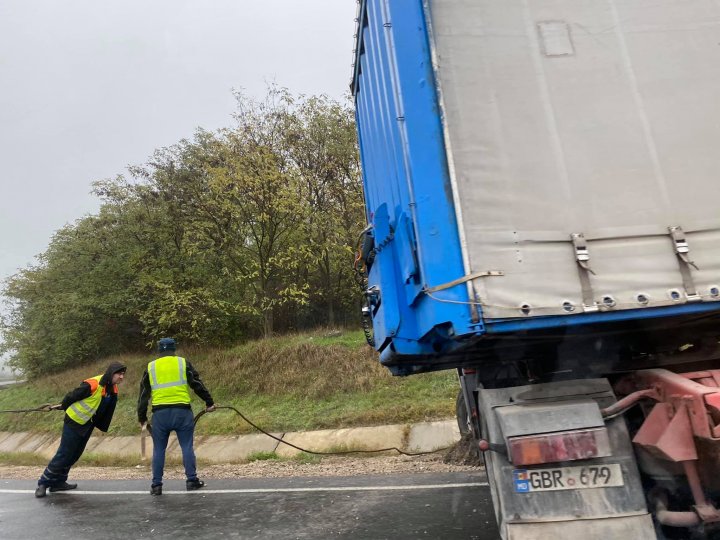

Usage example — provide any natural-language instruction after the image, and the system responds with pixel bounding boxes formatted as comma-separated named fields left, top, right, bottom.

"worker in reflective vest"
left=35, top=362, right=127, bottom=498
left=137, top=337, right=215, bottom=496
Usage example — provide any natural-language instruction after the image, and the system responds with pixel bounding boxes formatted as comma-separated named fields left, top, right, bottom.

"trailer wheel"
left=456, top=390, right=472, bottom=436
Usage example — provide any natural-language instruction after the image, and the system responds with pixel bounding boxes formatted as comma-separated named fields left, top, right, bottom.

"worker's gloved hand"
left=205, top=404, right=216, bottom=413
left=49, top=404, right=63, bottom=411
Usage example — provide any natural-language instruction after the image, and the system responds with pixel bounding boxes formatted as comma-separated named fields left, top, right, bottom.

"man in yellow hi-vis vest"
left=137, top=338, right=215, bottom=496
left=35, top=362, right=127, bottom=498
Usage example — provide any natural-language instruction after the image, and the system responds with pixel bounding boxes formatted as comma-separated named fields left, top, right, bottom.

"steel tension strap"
left=571, top=233, right=599, bottom=312
left=669, top=226, right=701, bottom=302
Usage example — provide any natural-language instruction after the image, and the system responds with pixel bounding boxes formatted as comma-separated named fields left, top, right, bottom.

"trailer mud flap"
left=478, top=379, right=656, bottom=539
left=506, top=514, right=655, bottom=540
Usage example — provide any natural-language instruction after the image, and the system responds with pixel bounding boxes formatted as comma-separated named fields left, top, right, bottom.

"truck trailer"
left=351, top=0, right=720, bottom=538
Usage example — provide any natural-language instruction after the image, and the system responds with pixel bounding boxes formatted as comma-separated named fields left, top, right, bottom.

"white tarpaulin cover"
left=428, top=0, right=720, bottom=318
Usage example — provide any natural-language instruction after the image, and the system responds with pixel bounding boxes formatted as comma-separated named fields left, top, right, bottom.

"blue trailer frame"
left=351, top=0, right=720, bottom=371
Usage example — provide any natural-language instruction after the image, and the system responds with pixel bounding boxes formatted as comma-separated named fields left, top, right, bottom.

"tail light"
left=508, top=427, right=611, bottom=466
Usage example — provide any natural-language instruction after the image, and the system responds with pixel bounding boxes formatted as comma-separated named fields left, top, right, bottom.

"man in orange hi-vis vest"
left=35, top=362, right=127, bottom=498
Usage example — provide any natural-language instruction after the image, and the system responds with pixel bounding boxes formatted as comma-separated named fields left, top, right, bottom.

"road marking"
left=0, top=482, right=488, bottom=495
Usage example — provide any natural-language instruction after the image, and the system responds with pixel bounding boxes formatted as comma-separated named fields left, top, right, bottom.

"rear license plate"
left=513, top=464, right=624, bottom=493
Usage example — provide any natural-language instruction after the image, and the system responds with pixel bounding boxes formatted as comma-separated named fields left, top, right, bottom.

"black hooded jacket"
left=60, top=362, right=126, bottom=432
left=137, top=358, right=213, bottom=424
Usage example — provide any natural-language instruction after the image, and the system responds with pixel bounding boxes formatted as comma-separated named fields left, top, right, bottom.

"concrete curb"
left=0, top=419, right=460, bottom=463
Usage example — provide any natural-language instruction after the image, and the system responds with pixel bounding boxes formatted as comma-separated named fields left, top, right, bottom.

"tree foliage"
left=1, top=88, right=364, bottom=376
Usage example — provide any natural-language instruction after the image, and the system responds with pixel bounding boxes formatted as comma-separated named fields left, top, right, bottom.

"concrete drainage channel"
left=0, top=419, right=460, bottom=463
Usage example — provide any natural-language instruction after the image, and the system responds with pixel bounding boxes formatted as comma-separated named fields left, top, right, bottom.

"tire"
left=456, top=390, right=472, bottom=436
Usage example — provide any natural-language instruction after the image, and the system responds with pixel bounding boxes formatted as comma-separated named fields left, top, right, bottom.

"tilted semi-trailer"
left=351, top=0, right=720, bottom=538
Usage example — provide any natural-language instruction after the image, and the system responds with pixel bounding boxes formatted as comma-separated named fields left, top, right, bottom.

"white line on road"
left=0, top=482, right=488, bottom=496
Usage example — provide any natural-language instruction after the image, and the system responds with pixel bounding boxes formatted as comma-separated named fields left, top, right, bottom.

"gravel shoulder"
left=0, top=453, right=482, bottom=482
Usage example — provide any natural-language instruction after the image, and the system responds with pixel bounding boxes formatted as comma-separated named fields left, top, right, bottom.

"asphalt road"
left=0, top=472, right=498, bottom=539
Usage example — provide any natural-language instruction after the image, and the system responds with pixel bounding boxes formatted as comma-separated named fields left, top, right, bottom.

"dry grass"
left=7, top=329, right=388, bottom=400
left=0, top=329, right=457, bottom=436
left=203, top=340, right=390, bottom=398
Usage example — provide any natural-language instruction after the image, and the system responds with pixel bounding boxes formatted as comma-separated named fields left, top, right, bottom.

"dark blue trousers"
left=38, top=420, right=93, bottom=487
left=151, top=407, right=198, bottom=487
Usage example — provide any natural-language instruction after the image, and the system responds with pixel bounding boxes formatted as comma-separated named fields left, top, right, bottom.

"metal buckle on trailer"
left=571, top=233, right=599, bottom=312
left=669, top=226, right=698, bottom=269
left=668, top=226, right=701, bottom=302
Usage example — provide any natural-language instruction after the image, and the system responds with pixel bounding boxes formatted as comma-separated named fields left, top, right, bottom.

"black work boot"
left=150, top=485, right=162, bottom=496
left=186, top=479, right=205, bottom=491
left=49, top=482, right=77, bottom=492
left=34, top=485, right=47, bottom=498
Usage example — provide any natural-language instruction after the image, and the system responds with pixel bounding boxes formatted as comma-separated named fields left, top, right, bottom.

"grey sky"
left=0, top=0, right=357, bottom=286
left=0, top=0, right=357, bottom=374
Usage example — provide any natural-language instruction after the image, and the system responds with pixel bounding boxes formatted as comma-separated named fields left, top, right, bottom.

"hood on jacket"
left=100, top=361, right=127, bottom=387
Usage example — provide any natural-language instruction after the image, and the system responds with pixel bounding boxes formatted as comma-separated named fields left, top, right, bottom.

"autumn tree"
left=1, top=87, right=365, bottom=375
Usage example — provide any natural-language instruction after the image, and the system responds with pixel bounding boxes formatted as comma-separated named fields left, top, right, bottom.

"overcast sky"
left=0, top=0, right=358, bottom=373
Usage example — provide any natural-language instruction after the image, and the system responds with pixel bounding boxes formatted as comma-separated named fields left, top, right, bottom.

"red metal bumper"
left=618, top=369, right=720, bottom=525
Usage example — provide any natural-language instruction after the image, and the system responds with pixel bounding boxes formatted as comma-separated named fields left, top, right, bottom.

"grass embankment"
left=0, top=329, right=457, bottom=437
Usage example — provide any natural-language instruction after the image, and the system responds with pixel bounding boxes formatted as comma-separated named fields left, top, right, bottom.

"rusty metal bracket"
left=634, top=402, right=697, bottom=462
left=634, top=369, right=720, bottom=439
left=627, top=369, right=720, bottom=524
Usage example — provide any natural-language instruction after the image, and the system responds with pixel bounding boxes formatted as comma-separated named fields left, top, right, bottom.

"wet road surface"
left=0, top=471, right=499, bottom=539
